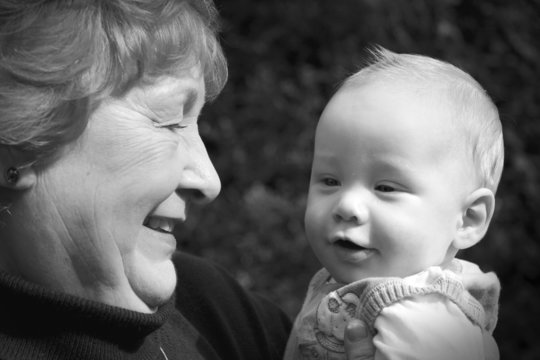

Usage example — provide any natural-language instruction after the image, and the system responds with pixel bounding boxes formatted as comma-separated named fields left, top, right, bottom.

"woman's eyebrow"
left=151, top=88, right=201, bottom=128
left=146, top=87, right=199, bottom=119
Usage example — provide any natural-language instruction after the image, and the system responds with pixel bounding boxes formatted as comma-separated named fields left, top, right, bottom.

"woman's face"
left=7, top=67, right=220, bottom=312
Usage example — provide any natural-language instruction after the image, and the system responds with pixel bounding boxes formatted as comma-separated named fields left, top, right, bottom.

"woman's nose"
left=176, top=136, right=221, bottom=205
left=332, top=191, right=368, bottom=224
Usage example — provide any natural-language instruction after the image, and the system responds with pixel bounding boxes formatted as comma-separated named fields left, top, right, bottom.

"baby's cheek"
left=305, top=216, right=325, bottom=245
left=375, top=211, right=420, bottom=242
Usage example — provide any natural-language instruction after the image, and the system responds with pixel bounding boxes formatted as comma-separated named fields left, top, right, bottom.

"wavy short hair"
left=343, top=46, right=504, bottom=193
left=0, top=0, right=228, bottom=164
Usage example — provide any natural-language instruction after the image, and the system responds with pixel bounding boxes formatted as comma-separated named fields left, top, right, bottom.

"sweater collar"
left=0, top=270, right=172, bottom=340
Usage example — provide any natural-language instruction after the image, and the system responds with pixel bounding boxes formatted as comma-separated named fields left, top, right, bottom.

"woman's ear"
left=0, top=148, right=37, bottom=190
left=453, top=188, right=495, bottom=250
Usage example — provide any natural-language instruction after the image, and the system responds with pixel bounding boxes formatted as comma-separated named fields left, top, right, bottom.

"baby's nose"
left=332, top=192, right=369, bottom=224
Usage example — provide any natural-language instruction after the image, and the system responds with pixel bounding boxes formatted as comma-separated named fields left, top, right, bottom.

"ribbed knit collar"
left=0, top=270, right=173, bottom=359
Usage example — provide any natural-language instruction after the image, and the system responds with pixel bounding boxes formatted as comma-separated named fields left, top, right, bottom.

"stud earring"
left=5, top=167, right=19, bottom=184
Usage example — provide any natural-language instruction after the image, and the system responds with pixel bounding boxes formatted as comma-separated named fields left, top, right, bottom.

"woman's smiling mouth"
left=143, top=216, right=177, bottom=234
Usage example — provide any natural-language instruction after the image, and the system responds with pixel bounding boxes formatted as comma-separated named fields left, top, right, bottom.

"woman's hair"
left=0, top=0, right=228, bottom=164
left=342, top=46, right=504, bottom=193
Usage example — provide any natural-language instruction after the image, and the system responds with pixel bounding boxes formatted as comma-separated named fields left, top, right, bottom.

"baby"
left=284, top=47, right=503, bottom=360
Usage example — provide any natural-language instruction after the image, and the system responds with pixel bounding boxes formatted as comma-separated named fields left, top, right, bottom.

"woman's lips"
left=143, top=216, right=176, bottom=234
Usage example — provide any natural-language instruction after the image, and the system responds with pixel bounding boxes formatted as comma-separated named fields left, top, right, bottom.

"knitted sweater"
left=0, top=252, right=291, bottom=360
left=285, top=259, right=500, bottom=360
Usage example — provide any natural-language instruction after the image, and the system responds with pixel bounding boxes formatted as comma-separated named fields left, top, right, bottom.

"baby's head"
left=305, top=47, right=504, bottom=284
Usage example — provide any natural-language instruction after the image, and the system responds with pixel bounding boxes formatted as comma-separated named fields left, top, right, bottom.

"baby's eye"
left=322, top=177, right=340, bottom=187
left=375, top=184, right=395, bottom=192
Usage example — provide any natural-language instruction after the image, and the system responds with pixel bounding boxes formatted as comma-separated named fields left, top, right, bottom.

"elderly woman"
left=0, top=0, right=371, bottom=359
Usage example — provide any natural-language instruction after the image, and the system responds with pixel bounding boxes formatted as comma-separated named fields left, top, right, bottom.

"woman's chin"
left=127, top=258, right=178, bottom=312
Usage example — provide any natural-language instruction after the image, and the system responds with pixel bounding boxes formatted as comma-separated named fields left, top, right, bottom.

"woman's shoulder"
left=172, top=251, right=253, bottom=306
left=172, top=251, right=229, bottom=285
left=172, top=251, right=289, bottom=318
left=171, top=251, right=292, bottom=360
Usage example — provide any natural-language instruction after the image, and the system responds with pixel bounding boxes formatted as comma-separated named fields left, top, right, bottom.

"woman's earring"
left=5, top=167, right=19, bottom=184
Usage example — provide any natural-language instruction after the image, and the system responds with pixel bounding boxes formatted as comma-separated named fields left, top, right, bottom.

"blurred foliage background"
left=176, top=0, right=540, bottom=358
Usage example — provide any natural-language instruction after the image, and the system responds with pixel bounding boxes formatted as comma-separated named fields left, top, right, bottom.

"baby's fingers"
left=344, top=319, right=375, bottom=360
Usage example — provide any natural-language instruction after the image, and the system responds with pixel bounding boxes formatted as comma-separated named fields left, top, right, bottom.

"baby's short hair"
left=343, top=46, right=504, bottom=192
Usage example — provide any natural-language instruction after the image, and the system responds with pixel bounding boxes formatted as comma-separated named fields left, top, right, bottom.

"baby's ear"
left=453, top=188, right=495, bottom=250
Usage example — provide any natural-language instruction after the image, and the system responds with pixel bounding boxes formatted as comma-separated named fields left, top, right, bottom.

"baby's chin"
left=330, top=267, right=413, bottom=284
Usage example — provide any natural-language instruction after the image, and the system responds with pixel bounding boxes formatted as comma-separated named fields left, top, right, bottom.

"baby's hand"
left=344, top=319, right=375, bottom=360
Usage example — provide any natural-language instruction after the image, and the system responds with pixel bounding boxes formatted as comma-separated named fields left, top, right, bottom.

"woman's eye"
left=376, top=184, right=395, bottom=192
left=167, top=123, right=188, bottom=131
left=153, top=120, right=187, bottom=130
left=322, top=178, right=340, bottom=187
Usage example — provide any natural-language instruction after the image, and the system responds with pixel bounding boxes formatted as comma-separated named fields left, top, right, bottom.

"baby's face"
left=305, top=82, right=476, bottom=283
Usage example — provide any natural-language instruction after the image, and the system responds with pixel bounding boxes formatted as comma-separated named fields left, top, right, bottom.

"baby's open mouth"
left=334, top=238, right=366, bottom=251
left=143, top=216, right=176, bottom=234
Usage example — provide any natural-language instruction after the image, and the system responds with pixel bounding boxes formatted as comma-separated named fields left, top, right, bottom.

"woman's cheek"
left=108, top=133, right=179, bottom=176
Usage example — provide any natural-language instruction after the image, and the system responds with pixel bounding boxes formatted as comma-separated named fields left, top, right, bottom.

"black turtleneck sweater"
left=0, top=252, right=291, bottom=360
